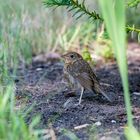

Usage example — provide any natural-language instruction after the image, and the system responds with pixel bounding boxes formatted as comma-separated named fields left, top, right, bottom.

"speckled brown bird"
left=62, top=51, right=111, bottom=104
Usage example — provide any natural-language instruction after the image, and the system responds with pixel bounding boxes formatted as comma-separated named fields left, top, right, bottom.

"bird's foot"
left=63, top=98, right=83, bottom=110
left=74, top=102, right=83, bottom=107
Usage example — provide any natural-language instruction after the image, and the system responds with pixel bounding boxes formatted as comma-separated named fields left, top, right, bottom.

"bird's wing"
left=79, top=60, right=100, bottom=83
left=71, top=60, right=99, bottom=91
left=75, top=72, right=95, bottom=92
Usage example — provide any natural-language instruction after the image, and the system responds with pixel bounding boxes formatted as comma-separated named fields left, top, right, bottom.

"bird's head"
left=61, top=52, right=83, bottom=64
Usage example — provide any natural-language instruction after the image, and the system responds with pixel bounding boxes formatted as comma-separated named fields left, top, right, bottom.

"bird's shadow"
left=64, top=89, right=117, bottom=107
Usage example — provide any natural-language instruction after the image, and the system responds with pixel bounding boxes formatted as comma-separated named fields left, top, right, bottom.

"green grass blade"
left=125, top=126, right=140, bottom=140
left=98, top=0, right=133, bottom=127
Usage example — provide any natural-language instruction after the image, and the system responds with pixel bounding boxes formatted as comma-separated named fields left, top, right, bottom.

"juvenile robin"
left=62, top=51, right=111, bottom=104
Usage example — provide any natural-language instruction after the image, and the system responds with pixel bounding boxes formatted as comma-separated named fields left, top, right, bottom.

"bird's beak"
left=61, top=54, right=66, bottom=59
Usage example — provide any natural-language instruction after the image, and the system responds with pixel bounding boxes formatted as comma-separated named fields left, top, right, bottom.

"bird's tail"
left=94, top=82, right=112, bottom=102
left=100, top=90, right=112, bottom=102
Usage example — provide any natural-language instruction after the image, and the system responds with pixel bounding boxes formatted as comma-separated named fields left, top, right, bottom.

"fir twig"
left=126, top=25, right=140, bottom=33
left=127, top=0, right=140, bottom=8
left=43, top=0, right=103, bottom=21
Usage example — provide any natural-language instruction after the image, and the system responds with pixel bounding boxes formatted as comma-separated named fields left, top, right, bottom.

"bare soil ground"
left=15, top=43, right=140, bottom=140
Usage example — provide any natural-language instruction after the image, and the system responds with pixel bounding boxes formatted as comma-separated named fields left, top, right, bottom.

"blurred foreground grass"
left=0, top=86, right=39, bottom=140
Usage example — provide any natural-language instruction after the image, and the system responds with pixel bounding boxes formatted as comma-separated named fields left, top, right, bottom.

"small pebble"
left=133, top=92, right=140, bottom=96
left=36, top=68, right=42, bottom=71
left=111, top=120, right=116, bottom=123
left=95, top=121, right=101, bottom=126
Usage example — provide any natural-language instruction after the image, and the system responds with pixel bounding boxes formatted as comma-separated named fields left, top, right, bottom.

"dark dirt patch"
left=15, top=43, right=140, bottom=140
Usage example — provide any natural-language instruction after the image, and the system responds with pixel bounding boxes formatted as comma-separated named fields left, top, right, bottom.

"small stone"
left=95, top=121, right=101, bottom=126
left=133, top=92, right=140, bottom=96
left=36, top=68, right=42, bottom=71
left=111, top=120, right=116, bottom=123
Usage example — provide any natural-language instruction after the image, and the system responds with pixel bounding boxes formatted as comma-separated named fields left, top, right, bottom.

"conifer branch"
left=43, top=0, right=103, bottom=21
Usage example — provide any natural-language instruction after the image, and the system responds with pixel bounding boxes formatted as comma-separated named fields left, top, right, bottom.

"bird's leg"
left=79, top=87, right=84, bottom=104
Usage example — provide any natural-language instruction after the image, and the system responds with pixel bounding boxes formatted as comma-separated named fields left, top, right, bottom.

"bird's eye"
left=70, top=54, right=74, bottom=58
